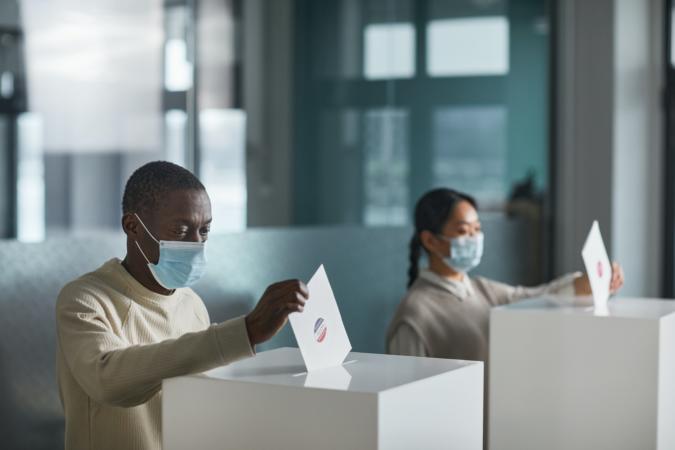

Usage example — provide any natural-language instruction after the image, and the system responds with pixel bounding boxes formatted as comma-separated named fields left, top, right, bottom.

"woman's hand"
left=609, top=262, right=624, bottom=294
left=573, top=274, right=592, bottom=296
left=574, top=261, right=624, bottom=296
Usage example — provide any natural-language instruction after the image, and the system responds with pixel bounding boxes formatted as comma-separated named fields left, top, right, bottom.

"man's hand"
left=245, top=279, right=309, bottom=346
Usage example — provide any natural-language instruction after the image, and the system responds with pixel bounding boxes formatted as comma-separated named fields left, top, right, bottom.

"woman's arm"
left=480, top=273, right=581, bottom=306
left=483, top=272, right=582, bottom=305
left=482, top=262, right=624, bottom=305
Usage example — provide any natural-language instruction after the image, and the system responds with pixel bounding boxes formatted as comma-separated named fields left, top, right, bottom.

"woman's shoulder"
left=388, top=278, right=444, bottom=338
left=407, top=276, right=449, bottom=297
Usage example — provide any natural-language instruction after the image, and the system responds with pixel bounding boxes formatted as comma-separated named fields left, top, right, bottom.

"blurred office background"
left=0, top=0, right=670, bottom=448
left=0, top=0, right=555, bottom=270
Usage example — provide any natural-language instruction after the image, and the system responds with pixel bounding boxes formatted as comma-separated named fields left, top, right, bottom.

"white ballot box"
left=163, top=347, right=484, bottom=450
left=489, top=297, right=675, bottom=450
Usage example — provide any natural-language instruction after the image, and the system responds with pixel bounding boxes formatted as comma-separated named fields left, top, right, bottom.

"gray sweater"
left=386, top=269, right=578, bottom=362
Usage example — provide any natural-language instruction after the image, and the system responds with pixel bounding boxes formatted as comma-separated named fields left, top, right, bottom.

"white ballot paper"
left=289, top=265, right=352, bottom=372
left=303, top=364, right=352, bottom=390
left=581, top=221, right=612, bottom=312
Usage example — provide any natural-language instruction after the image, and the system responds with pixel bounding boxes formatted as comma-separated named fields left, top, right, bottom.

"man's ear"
left=121, top=213, right=139, bottom=238
left=419, top=230, right=438, bottom=255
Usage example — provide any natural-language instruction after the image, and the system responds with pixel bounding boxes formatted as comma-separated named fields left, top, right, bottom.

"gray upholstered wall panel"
left=0, top=235, right=126, bottom=450
left=0, top=216, right=537, bottom=449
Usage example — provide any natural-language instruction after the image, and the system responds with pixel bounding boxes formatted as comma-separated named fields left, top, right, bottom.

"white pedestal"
left=489, top=297, right=675, bottom=450
left=163, top=347, right=483, bottom=450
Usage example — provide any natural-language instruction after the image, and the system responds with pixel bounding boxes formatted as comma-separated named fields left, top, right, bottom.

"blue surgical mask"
left=134, top=214, right=207, bottom=290
left=438, top=232, right=484, bottom=274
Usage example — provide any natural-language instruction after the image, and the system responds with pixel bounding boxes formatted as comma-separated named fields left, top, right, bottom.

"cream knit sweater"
left=56, top=258, right=254, bottom=450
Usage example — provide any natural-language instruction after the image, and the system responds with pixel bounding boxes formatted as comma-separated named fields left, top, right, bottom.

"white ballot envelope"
left=289, top=265, right=352, bottom=372
left=581, top=221, right=612, bottom=312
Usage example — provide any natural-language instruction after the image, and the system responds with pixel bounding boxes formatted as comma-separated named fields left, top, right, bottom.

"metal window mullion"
left=186, top=0, right=200, bottom=176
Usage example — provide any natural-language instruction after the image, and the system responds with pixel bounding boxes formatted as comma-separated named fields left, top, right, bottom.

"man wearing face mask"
left=386, top=188, right=625, bottom=361
left=55, top=161, right=308, bottom=450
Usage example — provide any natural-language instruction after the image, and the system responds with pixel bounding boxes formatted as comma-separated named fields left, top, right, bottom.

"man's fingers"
left=264, top=279, right=309, bottom=300
left=263, top=291, right=306, bottom=314
left=266, top=279, right=299, bottom=291
left=286, top=301, right=304, bottom=313
left=285, top=294, right=306, bottom=312
left=301, top=283, right=309, bottom=298
left=268, top=290, right=306, bottom=305
left=295, top=292, right=307, bottom=305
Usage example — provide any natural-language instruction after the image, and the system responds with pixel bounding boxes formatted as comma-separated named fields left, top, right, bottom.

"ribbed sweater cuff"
left=550, top=272, right=584, bottom=296
left=211, top=316, right=255, bottom=365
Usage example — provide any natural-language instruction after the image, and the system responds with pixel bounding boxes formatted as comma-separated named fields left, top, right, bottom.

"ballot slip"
left=289, top=265, right=352, bottom=372
left=581, top=221, right=612, bottom=312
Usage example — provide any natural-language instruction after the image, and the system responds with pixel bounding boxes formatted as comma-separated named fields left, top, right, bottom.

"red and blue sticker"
left=314, top=317, right=327, bottom=343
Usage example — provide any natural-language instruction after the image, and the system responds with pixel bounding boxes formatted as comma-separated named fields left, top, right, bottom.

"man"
left=56, top=161, right=308, bottom=450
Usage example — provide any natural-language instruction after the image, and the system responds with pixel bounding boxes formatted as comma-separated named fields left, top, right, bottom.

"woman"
left=387, top=188, right=624, bottom=361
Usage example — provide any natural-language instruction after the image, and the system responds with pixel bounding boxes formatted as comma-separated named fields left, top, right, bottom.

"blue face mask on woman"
left=438, top=232, right=484, bottom=274
left=134, top=214, right=207, bottom=290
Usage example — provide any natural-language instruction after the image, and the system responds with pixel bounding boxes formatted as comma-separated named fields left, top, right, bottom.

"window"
left=432, top=105, right=507, bottom=207
left=165, top=39, right=193, bottom=92
left=0, top=70, right=14, bottom=99
left=6, top=0, right=247, bottom=239
left=164, top=5, right=193, bottom=92
left=363, top=108, right=409, bottom=225
left=427, top=17, right=509, bottom=77
left=164, top=109, right=187, bottom=168
left=16, top=113, right=44, bottom=242
left=672, top=7, right=675, bottom=67
left=294, top=0, right=550, bottom=236
left=364, top=23, right=416, bottom=80
left=199, top=109, right=247, bottom=232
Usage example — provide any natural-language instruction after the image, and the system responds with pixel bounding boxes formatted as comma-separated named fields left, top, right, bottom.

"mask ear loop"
left=134, top=213, right=160, bottom=243
left=133, top=213, right=159, bottom=265
left=135, top=241, right=153, bottom=265
left=435, top=234, right=453, bottom=260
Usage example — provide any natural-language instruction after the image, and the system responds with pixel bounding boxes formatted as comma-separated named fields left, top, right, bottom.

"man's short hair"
left=122, top=161, right=205, bottom=215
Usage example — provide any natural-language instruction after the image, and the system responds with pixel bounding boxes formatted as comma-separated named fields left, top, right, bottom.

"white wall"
left=612, top=0, right=664, bottom=297
left=555, top=0, right=665, bottom=297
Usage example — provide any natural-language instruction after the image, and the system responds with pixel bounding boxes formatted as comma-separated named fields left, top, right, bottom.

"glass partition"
left=3, top=0, right=552, bottom=280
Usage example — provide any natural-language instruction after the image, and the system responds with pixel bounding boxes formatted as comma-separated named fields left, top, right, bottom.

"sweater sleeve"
left=478, top=272, right=582, bottom=306
left=387, top=323, right=429, bottom=357
left=56, top=285, right=254, bottom=408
